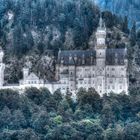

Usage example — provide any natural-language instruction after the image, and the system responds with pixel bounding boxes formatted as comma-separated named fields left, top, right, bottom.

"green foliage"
left=0, top=88, right=139, bottom=139
left=53, top=115, right=63, bottom=125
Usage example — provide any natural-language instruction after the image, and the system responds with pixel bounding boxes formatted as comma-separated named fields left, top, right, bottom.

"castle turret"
left=95, top=16, right=107, bottom=95
left=95, top=16, right=107, bottom=67
left=0, top=47, right=5, bottom=86
left=23, top=67, right=29, bottom=80
left=96, top=17, right=106, bottom=48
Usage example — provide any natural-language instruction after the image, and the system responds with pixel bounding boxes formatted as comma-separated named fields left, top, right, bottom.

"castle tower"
left=22, top=60, right=31, bottom=83
left=0, top=47, right=5, bottom=86
left=23, top=67, right=29, bottom=80
left=96, top=17, right=106, bottom=47
left=95, top=16, right=107, bottom=68
left=95, top=16, right=107, bottom=95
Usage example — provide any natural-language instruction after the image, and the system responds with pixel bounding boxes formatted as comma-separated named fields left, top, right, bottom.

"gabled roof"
left=26, top=73, right=39, bottom=81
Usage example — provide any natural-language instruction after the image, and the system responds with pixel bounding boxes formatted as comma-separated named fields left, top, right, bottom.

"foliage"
left=0, top=88, right=139, bottom=139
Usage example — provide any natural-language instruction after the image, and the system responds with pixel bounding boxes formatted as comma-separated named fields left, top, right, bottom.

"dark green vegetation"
left=0, top=88, right=140, bottom=140
left=0, top=0, right=100, bottom=55
left=96, top=0, right=140, bottom=28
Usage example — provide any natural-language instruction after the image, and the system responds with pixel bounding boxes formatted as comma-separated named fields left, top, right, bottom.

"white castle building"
left=0, top=17, right=129, bottom=96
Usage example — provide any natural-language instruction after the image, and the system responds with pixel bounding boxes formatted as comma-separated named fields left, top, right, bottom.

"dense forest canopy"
left=0, top=88, right=139, bottom=139
left=0, top=0, right=100, bottom=56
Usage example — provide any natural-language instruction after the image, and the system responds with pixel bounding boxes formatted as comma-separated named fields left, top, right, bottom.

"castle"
left=0, top=17, right=129, bottom=96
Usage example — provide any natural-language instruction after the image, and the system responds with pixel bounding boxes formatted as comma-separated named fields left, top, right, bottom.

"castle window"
left=119, top=79, right=123, bottom=83
left=109, top=79, right=113, bottom=83
left=120, top=86, right=122, bottom=89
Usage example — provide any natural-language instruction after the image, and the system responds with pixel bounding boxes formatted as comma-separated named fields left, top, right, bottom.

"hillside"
left=95, top=0, right=140, bottom=28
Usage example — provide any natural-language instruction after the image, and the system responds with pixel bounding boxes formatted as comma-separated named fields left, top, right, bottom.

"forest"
left=0, top=88, right=139, bottom=140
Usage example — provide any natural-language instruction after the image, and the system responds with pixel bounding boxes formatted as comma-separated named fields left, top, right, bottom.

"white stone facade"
left=0, top=17, right=129, bottom=96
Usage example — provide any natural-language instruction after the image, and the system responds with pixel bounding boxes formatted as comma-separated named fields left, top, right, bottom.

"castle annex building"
left=0, top=18, right=129, bottom=96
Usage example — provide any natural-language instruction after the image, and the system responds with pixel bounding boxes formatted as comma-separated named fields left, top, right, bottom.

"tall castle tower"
left=0, top=47, right=5, bottom=86
left=95, top=16, right=107, bottom=95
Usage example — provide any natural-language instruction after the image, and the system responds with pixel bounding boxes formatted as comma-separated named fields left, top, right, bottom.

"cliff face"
left=95, top=0, right=140, bottom=28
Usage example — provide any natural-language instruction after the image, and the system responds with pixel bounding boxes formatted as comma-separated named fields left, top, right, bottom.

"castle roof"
left=58, top=50, right=96, bottom=66
left=58, top=48, right=127, bottom=66
left=26, top=73, right=39, bottom=81
left=106, top=48, right=127, bottom=65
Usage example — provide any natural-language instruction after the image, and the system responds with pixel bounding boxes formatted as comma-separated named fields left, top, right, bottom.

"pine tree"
left=130, top=21, right=136, bottom=46
left=122, top=16, right=129, bottom=34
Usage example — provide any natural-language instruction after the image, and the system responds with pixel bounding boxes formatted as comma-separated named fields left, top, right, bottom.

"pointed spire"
left=98, top=12, right=106, bottom=29
left=99, top=15, right=103, bottom=28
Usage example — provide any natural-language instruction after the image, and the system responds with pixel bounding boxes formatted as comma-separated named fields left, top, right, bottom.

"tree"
left=130, top=21, right=136, bottom=46
left=77, top=88, right=102, bottom=113
left=11, top=110, right=27, bottom=130
left=25, top=88, right=41, bottom=105
left=122, top=16, right=129, bottom=34
left=64, top=29, right=75, bottom=49
left=124, top=122, right=140, bottom=140
left=0, top=106, right=12, bottom=129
